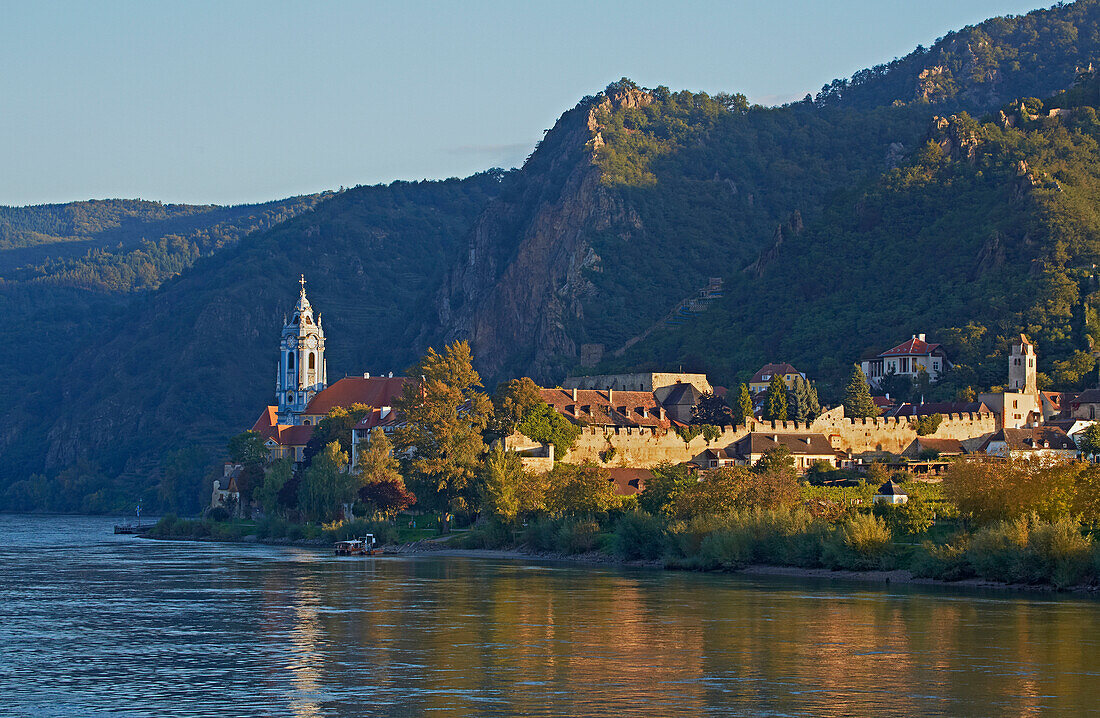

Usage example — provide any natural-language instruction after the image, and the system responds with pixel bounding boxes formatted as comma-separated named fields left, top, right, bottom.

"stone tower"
left=276, top=275, right=328, bottom=424
left=1009, top=334, right=1037, bottom=394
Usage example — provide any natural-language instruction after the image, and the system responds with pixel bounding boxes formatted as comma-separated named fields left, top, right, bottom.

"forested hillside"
left=9, top=0, right=1100, bottom=515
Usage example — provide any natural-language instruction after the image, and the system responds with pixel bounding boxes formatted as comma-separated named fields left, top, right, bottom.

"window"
left=309, top=352, right=316, bottom=370
left=287, top=352, right=295, bottom=371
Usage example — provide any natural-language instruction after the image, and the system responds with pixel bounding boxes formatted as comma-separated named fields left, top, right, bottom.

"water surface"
left=1, top=514, right=1098, bottom=716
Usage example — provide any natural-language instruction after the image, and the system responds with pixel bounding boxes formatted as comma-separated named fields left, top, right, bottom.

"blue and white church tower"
left=276, top=275, right=328, bottom=424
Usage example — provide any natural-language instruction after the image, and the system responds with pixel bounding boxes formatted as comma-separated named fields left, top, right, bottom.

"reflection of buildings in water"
left=287, top=582, right=324, bottom=718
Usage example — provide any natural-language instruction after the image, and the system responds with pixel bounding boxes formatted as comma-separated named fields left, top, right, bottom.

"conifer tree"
left=764, top=373, right=788, bottom=421
left=844, top=365, right=880, bottom=418
left=787, top=375, right=816, bottom=422
left=807, top=382, right=822, bottom=420
left=734, top=383, right=753, bottom=426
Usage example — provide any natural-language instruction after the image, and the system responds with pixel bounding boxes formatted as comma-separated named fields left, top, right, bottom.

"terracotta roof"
left=981, top=426, right=1076, bottom=452
left=872, top=396, right=896, bottom=409
left=733, top=432, right=834, bottom=457
left=540, top=388, right=670, bottom=428
left=353, top=406, right=404, bottom=431
left=251, top=406, right=279, bottom=439
left=1042, top=391, right=1077, bottom=411
left=888, top=402, right=991, bottom=417
left=605, top=468, right=652, bottom=496
left=268, top=424, right=314, bottom=447
left=750, top=363, right=802, bottom=384
left=878, top=337, right=943, bottom=357
left=305, top=376, right=412, bottom=415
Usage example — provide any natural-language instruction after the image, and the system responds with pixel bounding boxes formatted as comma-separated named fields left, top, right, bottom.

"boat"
left=113, top=503, right=156, bottom=534
left=334, top=533, right=383, bottom=556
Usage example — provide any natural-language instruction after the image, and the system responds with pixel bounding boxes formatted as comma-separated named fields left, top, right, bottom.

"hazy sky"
left=1, top=1, right=1050, bottom=206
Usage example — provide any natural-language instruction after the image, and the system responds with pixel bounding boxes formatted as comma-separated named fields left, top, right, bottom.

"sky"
left=0, top=1, right=1052, bottom=207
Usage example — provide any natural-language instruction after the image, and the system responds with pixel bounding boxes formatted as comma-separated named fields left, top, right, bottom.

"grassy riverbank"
left=145, top=514, right=438, bottom=545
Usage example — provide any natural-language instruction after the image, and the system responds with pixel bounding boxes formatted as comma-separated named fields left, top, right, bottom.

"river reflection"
left=1, top=515, right=1098, bottom=717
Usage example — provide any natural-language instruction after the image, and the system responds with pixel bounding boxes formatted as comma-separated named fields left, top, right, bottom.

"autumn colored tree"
left=355, top=428, right=415, bottom=518
left=488, top=377, right=544, bottom=438
left=478, top=444, right=525, bottom=522
left=302, top=404, right=373, bottom=466
left=298, top=441, right=354, bottom=522
left=944, top=456, right=1082, bottom=525
left=394, top=341, right=491, bottom=514
left=544, top=463, right=620, bottom=516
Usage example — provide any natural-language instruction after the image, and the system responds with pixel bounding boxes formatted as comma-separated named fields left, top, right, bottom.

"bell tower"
left=276, top=275, right=328, bottom=424
left=1009, top=334, right=1037, bottom=395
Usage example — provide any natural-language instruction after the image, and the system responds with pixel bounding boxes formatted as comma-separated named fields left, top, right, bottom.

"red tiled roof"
left=750, top=363, right=802, bottom=384
left=911, top=437, right=966, bottom=454
left=353, top=406, right=403, bottom=431
left=879, top=337, right=942, bottom=357
left=981, top=426, right=1076, bottom=452
left=305, top=376, right=412, bottom=415
left=251, top=406, right=279, bottom=439
left=540, top=388, right=670, bottom=428
left=605, top=468, right=652, bottom=496
left=269, top=424, right=314, bottom=447
left=734, top=432, right=835, bottom=456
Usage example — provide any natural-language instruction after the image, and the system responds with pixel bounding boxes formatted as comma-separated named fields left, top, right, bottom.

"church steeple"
left=276, top=275, right=328, bottom=424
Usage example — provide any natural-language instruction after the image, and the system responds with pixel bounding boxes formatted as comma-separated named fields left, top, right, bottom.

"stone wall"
left=562, top=372, right=712, bottom=396
left=549, top=406, right=998, bottom=468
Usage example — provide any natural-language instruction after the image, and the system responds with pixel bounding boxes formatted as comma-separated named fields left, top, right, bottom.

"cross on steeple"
left=299, top=274, right=307, bottom=294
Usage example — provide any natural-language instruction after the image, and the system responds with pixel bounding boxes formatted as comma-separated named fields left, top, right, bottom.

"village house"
left=540, top=387, right=677, bottom=432
left=873, top=481, right=908, bottom=505
left=748, top=363, right=806, bottom=394
left=561, top=372, right=713, bottom=423
left=861, top=334, right=950, bottom=388
left=979, top=426, right=1078, bottom=461
left=1069, top=389, right=1100, bottom=421
left=211, top=464, right=241, bottom=510
left=902, top=437, right=967, bottom=459
left=979, top=336, right=1044, bottom=430
left=724, top=432, right=839, bottom=471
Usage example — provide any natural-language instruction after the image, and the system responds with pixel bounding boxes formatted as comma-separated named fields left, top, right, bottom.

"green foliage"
left=763, top=374, right=788, bottom=421
left=674, top=424, right=702, bottom=444
left=1078, top=423, right=1100, bottom=458
left=733, top=384, right=753, bottom=426
left=543, top=463, right=620, bottom=517
left=786, top=375, right=821, bottom=422
left=843, top=366, right=879, bottom=418
left=226, top=430, right=268, bottom=466
left=298, top=441, right=353, bottom=522
left=488, top=377, right=544, bottom=438
left=255, top=459, right=292, bottom=517
left=691, top=392, right=733, bottom=425
left=612, top=510, right=667, bottom=560
left=945, top=456, right=1082, bottom=525
left=478, top=444, right=525, bottom=522
left=395, top=341, right=492, bottom=514
left=874, top=493, right=936, bottom=535
left=914, top=413, right=943, bottom=436
left=822, top=514, right=895, bottom=571
left=517, top=402, right=582, bottom=455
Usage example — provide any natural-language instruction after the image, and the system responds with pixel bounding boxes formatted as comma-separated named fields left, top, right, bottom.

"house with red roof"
left=860, top=334, right=950, bottom=388
left=748, top=363, right=806, bottom=394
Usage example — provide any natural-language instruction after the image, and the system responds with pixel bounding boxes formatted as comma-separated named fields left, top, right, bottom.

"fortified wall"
left=549, top=407, right=998, bottom=468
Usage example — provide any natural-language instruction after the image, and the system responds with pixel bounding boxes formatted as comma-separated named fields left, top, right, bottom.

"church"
left=248, top=276, right=410, bottom=463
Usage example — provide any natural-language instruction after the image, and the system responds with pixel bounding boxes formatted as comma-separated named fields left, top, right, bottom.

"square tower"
left=1009, top=334, right=1037, bottom=394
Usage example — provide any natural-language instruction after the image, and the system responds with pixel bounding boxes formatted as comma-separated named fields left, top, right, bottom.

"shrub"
left=555, top=518, right=602, bottom=554
left=459, top=520, right=515, bottom=549
left=965, top=515, right=1094, bottom=587
left=612, top=511, right=666, bottom=560
left=823, top=514, right=894, bottom=570
left=910, top=538, right=975, bottom=581
left=208, top=506, right=230, bottom=522
left=522, top=516, right=559, bottom=552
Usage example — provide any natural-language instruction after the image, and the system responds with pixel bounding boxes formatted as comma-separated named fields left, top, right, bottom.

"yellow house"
left=748, top=363, right=805, bottom=394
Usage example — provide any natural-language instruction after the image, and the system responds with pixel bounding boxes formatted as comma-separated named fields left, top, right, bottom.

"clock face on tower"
left=306, top=336, right=317, bottom=349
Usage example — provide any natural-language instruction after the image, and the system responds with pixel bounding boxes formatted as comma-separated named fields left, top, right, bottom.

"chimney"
left=572, top=387, right=578, bottom=402
left=918, top=333, right=926, bottom=342
left=388, top=371, right=393, bottom=378
left=805, top=437, right=812, bottom=445
left=363, top=372, right=370, bottom=379
left=380, top=406, right=391, bottom=419
left=608, top=388, right=613, bottom=404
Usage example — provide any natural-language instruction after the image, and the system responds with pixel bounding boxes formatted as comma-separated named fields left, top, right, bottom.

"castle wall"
left=562, top=372, right=712, bottom=396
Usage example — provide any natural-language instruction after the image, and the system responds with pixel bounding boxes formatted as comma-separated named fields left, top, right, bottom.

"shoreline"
left=139, top=532, right=1099, bottom=596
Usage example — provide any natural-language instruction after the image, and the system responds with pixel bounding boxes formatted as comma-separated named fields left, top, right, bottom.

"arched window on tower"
left=287, top=351, right=296, bottom=374
left=309, top=352, right=316, bottom=371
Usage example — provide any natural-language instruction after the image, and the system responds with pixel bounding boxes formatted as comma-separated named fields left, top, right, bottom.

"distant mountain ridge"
left=7, top=0, right=1100, bottom=514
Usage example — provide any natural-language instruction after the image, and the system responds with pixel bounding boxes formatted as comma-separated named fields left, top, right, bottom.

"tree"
left=517, top=402, right=582, bottom=455
left=358, top=480, right=416, bottom=519
left=227, top=431, right=268, bottom=466
left=844, top=365, right=880, bottom=418
left=544, top=463, right=620, bottom=516
left=298, top=441, right=354, bottom=522
left=488, top=377, right=544, bottom=438
left=302, top=404, right=372, bottom=467
left=786, top=375, right=819, bottom=422
left=691, top=392, right=733, bottom=426
left=394, top=341, right=491, bottom=514
left=637, top=461, right=697, bottom=516
left=255, top=459, right=292, bottom=516
left=1078, top=423, right=1100, bottom=459
left=356, top=428, right=402, bottom=486
left=763, top=374, right=788, bottom=421
left=478, top=444, right=525, bottom=522
left=733, top=384, right=753, bottom=426
left=914, top=413, right=943, bottom=436
left=944, top=456, right=1082, bottom=525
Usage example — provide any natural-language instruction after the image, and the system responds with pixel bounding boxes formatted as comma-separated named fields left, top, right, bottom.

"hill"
left=9, top=0, right=1100, bottom=513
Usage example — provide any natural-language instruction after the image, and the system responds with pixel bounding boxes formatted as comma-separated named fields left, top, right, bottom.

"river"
left=1, top=514, right=1098, bottom=717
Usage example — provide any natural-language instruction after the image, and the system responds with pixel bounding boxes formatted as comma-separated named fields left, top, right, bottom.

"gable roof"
left=982, top=426, right=1076, bottom=452
left=876, top=481, right=906, bottom=496
left=605, top=468, right=652, bottom=496
left=353, top=406, right=404, bottom=432
left=267, top=424, right=314, bottom=447
left=906, top=437, right=966, bottom=456
left=1072, top=389, right=1100, bottom=405
left=540, top=388, right=671, bottom=428
left=750, top=363, right=802, bottom=384
left=305, top=376, right=411, bottom=415
left=878, top=337, right=943, bottom=358
left=733, top=432, right=834, bottom=457
left=251, top=406, right=279, bottom=439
